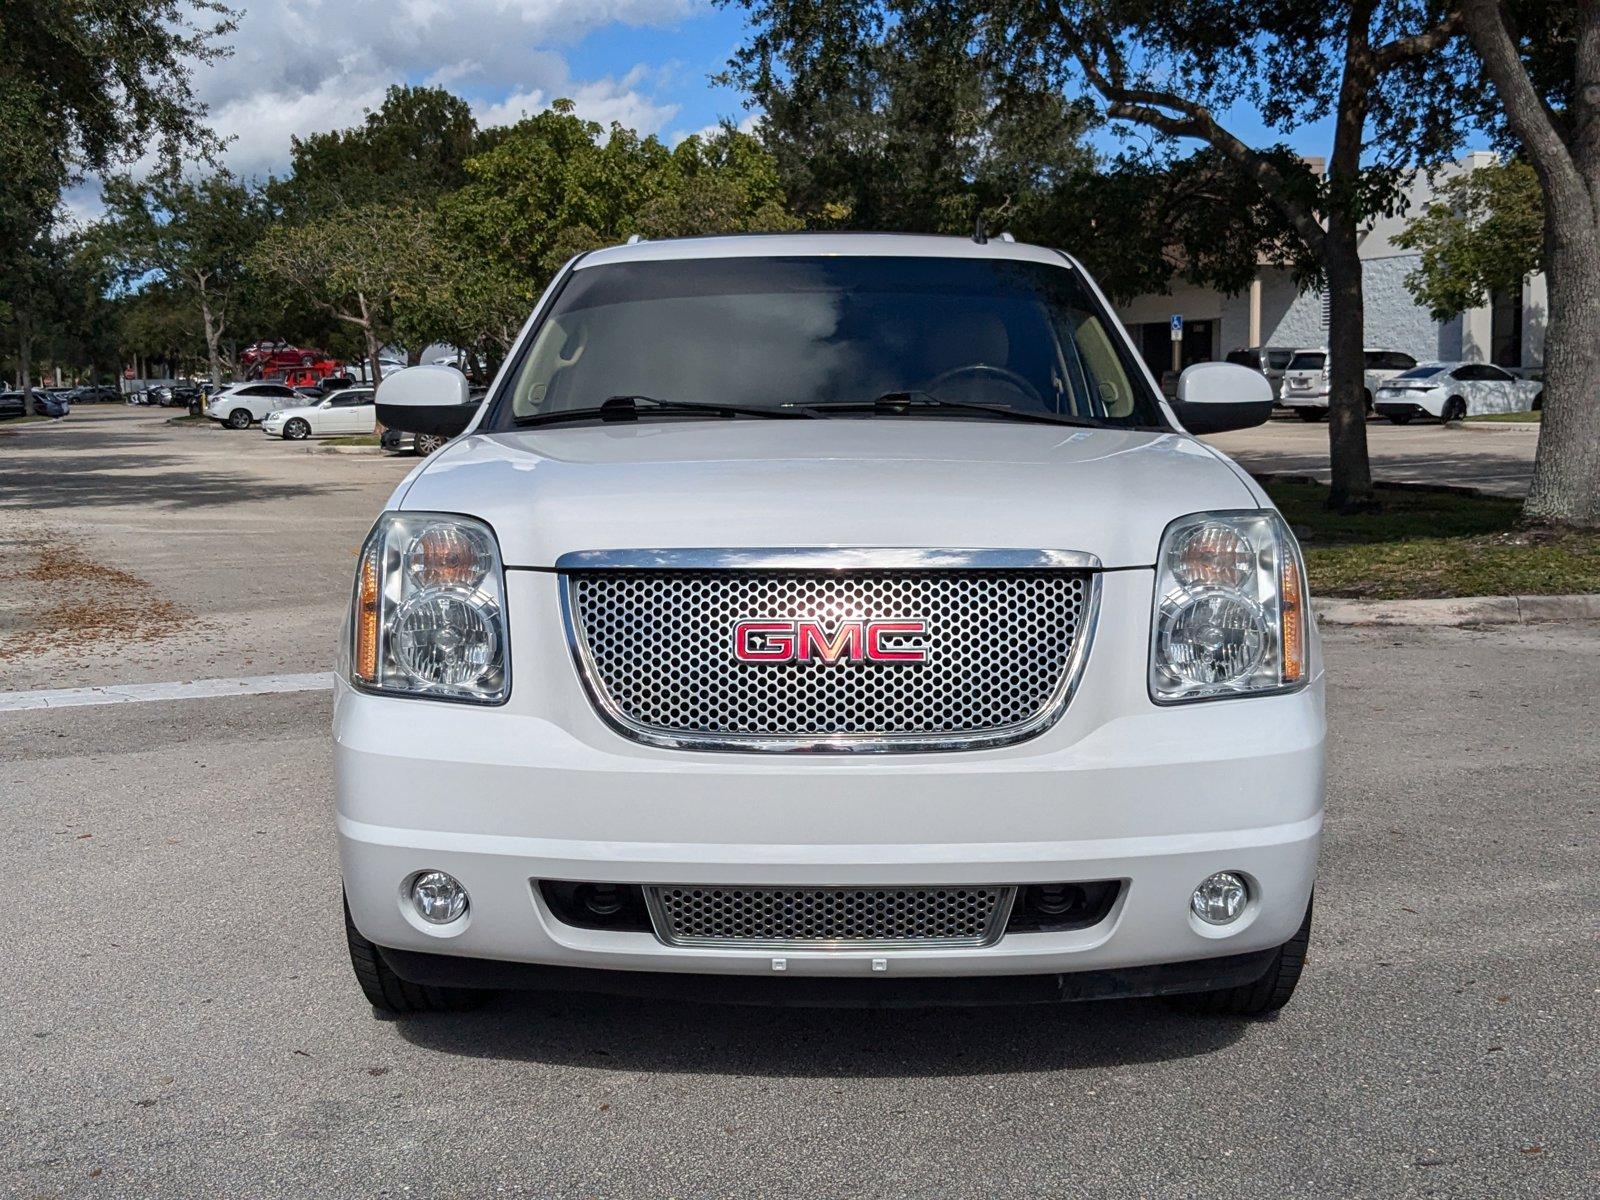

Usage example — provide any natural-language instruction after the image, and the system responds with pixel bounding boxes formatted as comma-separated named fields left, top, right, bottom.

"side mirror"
left=374, top=365, right=478, bottom=437
left=1170, top=362, right=1275, bottom=434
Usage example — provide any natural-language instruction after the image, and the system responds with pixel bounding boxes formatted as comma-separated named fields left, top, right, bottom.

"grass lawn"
left=1261, top=478, right=1600, bottom=599
left=1466, top=410, right=1541, bottom=423
left=325, top=434, right=381, bottom=446
left=165, top=414, right=213, bottom=425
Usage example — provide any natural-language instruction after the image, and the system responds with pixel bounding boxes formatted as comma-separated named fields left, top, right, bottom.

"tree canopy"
left=1395, top=158, right=1543, bottom=320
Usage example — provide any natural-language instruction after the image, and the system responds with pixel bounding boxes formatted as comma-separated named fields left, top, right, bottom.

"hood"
left=396, top=420, right=1258, bottom=569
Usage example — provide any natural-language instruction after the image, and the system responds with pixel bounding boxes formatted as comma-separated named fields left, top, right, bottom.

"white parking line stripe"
left=0, top=672, right=334, bottom=712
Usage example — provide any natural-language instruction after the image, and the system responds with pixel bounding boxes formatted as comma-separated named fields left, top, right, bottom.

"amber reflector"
left=356, top=548, right=380, bottom=682
left=1281, top=551, right=1305, bottom=683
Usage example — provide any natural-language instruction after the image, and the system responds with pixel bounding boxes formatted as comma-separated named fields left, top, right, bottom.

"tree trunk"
left=1524, top=215, right=1600, bottom=525
left=17, top=309, right=33, bottom=394
left=359, top=291, right=384, bottom=387
left=1459, top=0, right=1600, bottom=526
left=198, top=286, right=225, bottom=387
left=1323, top=216, right=1376, bottom=510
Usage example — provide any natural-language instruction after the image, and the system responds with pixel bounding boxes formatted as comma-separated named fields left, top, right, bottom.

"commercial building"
left=1116, top=152, right=1547, bottom=378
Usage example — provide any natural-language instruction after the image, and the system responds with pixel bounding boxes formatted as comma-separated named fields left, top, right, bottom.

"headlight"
left=1150, top=510, right=1308, bottom=703
left=348, top=512, right=509, bottom=704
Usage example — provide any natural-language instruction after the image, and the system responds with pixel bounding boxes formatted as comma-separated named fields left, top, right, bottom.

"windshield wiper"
left=513, top=394, right=816, bottom=427
left=784, top=391, right=1108, bottom=428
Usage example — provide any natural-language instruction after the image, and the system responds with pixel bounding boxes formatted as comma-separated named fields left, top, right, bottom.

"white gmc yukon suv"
left=339, top=233, right=1323, bottom=1019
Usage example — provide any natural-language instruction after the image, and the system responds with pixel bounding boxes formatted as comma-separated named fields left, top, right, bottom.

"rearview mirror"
left=374, top=365, right=478, bottom=437
left=1169, top=362, right=1275, bottom=434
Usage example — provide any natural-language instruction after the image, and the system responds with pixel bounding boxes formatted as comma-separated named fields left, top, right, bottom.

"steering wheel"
left=926, top=363, right=1045, bottom=408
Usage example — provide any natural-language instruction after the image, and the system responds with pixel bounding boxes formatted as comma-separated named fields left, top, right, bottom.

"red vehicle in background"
left=241, top=340, right=332, bottom=378
left=266, top=362, right=349, bottom=389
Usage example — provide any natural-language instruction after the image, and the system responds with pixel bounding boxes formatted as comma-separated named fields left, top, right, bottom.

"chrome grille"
left=646, top=885, right=1014, bottom=948
left=563, top=563, right=1094, bottom=752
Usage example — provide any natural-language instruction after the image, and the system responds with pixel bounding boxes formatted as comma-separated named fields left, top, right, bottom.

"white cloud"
left=184, top=0, right=696, bottom=177
left=472, top=65, right=680, bottom=135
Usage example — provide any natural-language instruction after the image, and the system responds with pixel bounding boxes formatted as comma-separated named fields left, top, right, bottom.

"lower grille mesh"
left=646, top=884, right=1013, bottom=948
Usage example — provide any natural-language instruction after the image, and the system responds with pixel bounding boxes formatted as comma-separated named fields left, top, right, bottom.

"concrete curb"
left=1316, top=593, right=1600, bottom=627
left=1460, top=420, right=1541, bottom=434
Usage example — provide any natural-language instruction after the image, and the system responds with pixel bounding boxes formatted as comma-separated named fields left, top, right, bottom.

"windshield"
left=1394, top=366, right=1446, bottom=380
left=489, top=255, right=1167, bottom=429
left=1288, top=352, right=1326, bottom=371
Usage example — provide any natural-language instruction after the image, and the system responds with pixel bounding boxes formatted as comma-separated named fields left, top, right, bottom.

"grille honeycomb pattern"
left=647, top=885, right=1012, bottom=947
left=567, top=569, right=1089, bottom=747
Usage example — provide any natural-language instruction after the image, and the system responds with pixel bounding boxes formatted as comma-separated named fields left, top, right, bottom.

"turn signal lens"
left=1168, top=523, right=1255, bottom=590
left=1281, top=549, right=1306, bottom=684
left=405, top=523, right=494, bottom=590
left=355, top=545, right=380, bottom=683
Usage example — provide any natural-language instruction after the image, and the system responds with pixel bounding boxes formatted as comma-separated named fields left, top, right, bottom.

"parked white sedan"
left=1373, top=362, right=1542, bottom=424
left=261, top=387, right=376, bottom=439
left=1280, top=347, right=1418, bottom=420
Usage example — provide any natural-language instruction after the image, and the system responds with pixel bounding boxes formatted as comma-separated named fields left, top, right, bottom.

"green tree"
left=249, top=204, right=446, bottom=384
left=0, top=1, right=232, bottom=315
left=1395, top=159, right=1543, bottom=319
left=95, top=170, right=273, bottom=385
left=721, top=1, right=1095, bottom=232
left=276, top=85, right=479, bottom=219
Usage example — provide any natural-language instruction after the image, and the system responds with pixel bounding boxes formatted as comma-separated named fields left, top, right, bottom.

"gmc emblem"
left=733, top=619, right=929, bottom=664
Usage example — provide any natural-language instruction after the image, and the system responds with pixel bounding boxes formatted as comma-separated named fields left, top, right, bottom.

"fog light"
left=411, top=871, right=468, bottom=924
left=1191, top=872, right=1248, bottom=925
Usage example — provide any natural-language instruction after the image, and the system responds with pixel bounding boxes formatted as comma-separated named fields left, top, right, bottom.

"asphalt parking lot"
left=2, top=407, right=1595, bottom=1198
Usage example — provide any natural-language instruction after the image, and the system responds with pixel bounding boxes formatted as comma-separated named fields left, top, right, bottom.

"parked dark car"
left=0, top=390, right=27, bottom=419
left=29, top=389, right=70, bottom=418
left=66, top=385, right=119, bottom=403
left=148, top=383, right=200, bottom=408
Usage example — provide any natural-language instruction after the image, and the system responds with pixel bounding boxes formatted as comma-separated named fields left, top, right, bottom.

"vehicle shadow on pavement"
left=392, top=991, right=1253, bottom=1076
left=0, top=452, right=350, bottom=509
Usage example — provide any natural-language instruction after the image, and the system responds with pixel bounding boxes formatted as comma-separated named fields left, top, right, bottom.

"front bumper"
left=337, top=568, right=1325, bottom=985
left=1280, top=392, right=1329, bottom=409
left=1376, top=397, right=1442, bottom=418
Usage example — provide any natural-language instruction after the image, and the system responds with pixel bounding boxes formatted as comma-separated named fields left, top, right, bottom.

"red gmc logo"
left=733, top=619, right=929, bottom=664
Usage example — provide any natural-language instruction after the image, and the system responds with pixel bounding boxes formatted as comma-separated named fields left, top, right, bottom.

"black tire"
left=414, top=432, right=446, bottom=456
left=344, top=896, right=489, bottom=1015
left=1168, top=898, right=1312, bottom=1017
left=1532, top=391, right=1542, bottom=412
left=1441, top=397, right=1466, bottom=424
left=1296, top=408, right=1325, bottom=423
left=1363, top=389, right=1373, bottom=412
left=1386, top=413, right=1413, bottom=425
left=283, top=418, right=311, bottom=441
left=227, top=408, right=252, bottom=430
